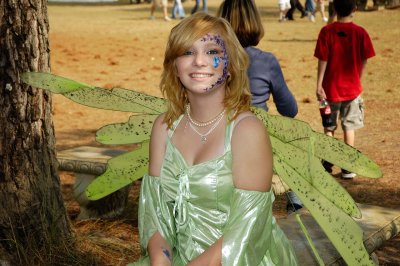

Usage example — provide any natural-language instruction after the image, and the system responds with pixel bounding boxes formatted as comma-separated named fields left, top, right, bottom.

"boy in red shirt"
left=314, top=0, right=375, bottom=179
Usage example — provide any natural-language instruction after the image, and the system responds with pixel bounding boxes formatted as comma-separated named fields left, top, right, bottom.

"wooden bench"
left=57, top=146, right=130, bottom=220
left=278, top=204, right=400, bottom=265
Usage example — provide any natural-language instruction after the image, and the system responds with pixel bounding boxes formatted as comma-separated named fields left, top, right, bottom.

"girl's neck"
left=188, top=101, right=225, bottom=123
left=186, top=86, right=226, bottom=122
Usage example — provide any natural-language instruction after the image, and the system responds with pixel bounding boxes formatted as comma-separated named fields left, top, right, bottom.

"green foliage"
left=22, top=72, right=382, bottom=265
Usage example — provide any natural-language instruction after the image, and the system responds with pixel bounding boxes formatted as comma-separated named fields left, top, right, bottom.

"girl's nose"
left=193, top=53, right=207, bottom=67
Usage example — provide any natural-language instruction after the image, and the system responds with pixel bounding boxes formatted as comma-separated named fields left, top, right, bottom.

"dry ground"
left=46, top=0, right=399, bottom=264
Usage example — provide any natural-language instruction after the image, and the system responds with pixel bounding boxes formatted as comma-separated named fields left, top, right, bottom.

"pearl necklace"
left=188, top=113, right=225, bottom=143
left=186, top=104, right=226, bottom=127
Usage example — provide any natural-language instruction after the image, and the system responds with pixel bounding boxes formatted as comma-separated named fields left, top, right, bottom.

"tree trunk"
left=0, top=0, right=72, bottom=263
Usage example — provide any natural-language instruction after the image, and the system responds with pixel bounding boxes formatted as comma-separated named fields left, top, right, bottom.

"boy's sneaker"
left=323, top=16, right=328, bottom=22
left=164, top=16, right=172, bottom=21
left=322, top=160, right=333, bottom=173
left=341, top=169, right=356, bottom=179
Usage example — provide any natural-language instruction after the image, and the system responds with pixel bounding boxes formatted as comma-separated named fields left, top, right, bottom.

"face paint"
left=200, top=34, right=229, bottom=91
left=213, top=56, right=220, bottom=68
left=162, top=248, right=171, bottom=261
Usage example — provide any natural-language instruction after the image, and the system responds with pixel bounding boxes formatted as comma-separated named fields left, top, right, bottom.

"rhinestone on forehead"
left=200, top=34, right=229, bottom=91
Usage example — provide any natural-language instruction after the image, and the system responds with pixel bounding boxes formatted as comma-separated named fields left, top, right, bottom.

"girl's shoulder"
left=232, top=111, right=265, bottom=137
left=153, top=112, right=168, bottom=130
left=151, top=113, right=169, bottom=143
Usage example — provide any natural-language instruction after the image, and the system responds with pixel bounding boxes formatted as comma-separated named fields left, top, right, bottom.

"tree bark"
left=0, top=0, right=72, bottom=263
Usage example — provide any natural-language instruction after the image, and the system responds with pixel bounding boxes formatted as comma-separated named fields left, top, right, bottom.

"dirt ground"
left=47, top=0, right=399, bottom=264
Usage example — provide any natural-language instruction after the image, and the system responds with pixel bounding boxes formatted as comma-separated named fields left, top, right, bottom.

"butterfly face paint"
left=213, top=56, right=221, bottom=68
left=200, top=34, right=229, bottom=92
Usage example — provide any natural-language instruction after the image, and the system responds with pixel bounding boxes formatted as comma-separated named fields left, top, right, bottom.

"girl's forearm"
left=188, top=237, right=223, bottom=266
left=148, top=232, right=172, bottom=266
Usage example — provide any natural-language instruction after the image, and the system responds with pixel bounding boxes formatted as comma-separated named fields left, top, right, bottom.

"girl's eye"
left=207, top=49, right=220, bottom=55
left=183, top=50, right=194, bottom=56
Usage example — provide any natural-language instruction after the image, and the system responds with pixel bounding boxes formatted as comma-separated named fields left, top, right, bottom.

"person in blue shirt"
left=217, top=0, right=298, bottom=118
left=217, top=0, right=302, bottom=213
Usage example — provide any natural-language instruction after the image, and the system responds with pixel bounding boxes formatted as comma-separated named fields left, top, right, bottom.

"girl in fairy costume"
left=131, top=13, right=298, bottom=266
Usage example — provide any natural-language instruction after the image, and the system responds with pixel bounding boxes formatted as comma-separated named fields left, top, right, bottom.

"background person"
left=191, top=0, right=208, bottom=14
left=314, top=0, right=375, bottom=178
left=217, top=0, right=303, bottom=213
left=286, top=0, right=307, bottom=20
left=278, top=0, right=292, bottom=21
left=149, top=0, right=171, bottom=21
left=171, top=0, right=186, bottom=19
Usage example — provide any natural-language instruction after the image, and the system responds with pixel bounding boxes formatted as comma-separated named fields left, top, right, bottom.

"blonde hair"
left=161, top=13, right=251, bottom=128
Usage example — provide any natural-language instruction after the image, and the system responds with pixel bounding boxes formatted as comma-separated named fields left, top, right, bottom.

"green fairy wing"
left=85, top=142, right=150, bottom=200
left=96, top=114, right=158, bottom=145
left=22, top=72, right=382, bottom=265
left=22, top=71, right=167, bottom=114
left=251, top=107, right=382, bottom=179
left=253, top=107, right=381, bottom=265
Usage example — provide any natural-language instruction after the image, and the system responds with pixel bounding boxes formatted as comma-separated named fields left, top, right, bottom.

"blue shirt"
left=246, top=46, right=298, bottom=118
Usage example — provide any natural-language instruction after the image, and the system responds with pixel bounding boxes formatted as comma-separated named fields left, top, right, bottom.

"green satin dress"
left=130, top=116, right=298, bottom=266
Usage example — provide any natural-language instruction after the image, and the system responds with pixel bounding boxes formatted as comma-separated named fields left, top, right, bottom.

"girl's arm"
left=231, top=114, right=273, bottom=192
left=148, top=232, right=173, bottom=265
left=149, top=113, right=168, bottom=177
left=146, top=113, right=172, bottom=265
left=187, top=239, right=223, bottom=266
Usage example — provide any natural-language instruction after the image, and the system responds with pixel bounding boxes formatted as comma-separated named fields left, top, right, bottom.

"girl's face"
left=175, top=33, right=229, bottom=95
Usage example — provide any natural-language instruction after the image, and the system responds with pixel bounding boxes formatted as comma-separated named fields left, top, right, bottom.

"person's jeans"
left=191, top=0, right=208, bottom=14
left=172, top=0, right=186, bottom=18
left=305, top=0, right=315, bottom=13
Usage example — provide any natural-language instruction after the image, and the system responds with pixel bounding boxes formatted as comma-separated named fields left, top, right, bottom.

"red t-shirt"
left=314, top=22, right=375, bottom=102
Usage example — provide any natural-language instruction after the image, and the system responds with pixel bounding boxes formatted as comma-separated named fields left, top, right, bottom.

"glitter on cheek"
left=200, top=33, right=229, bottom=91
left=213, top=57, right=220, bottom=68
left=204, top=55, right=229, bottom=92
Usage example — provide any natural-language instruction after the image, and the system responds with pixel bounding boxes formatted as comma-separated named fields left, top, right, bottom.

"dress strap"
left=224, top=120, right=234, bottom=153
left=168, top=114, right=185, bottom=139
left=225, top=112, right=257, bottom=152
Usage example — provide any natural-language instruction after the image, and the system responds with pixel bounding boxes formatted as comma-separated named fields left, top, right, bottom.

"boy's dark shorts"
left=325, top=96, right=364, bottom=132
